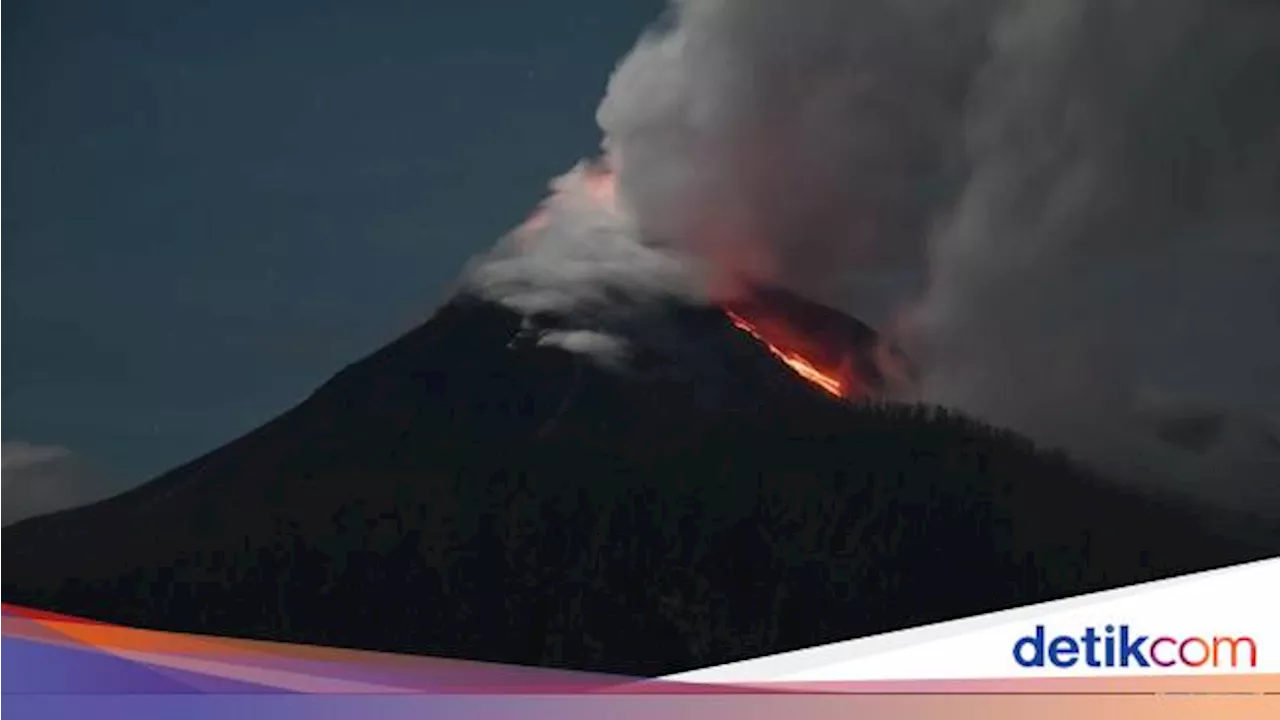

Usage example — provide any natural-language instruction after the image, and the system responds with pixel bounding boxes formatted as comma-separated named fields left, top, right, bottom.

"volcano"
left=2, top=284, right=1276, bottom=677
left=721, top=281, right=917, bottom=402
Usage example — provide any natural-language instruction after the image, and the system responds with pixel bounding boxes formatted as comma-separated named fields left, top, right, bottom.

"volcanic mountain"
left=721, top=281, right=917, bottom=401
left=2, top=285, right=1275, bottom=677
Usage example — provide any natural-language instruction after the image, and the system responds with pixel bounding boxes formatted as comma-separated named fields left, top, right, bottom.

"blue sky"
left=3, top=0, right=662, bottom=512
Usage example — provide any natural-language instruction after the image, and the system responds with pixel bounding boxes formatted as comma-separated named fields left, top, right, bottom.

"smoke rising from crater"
left=598, top=0, right=990, bottom=319
left=464, top=162, right=703, bottom=356
left=469, top=0, right=1280, bottom=513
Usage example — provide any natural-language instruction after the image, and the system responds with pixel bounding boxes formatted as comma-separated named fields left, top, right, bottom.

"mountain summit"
left=3, top=286, right=1275, bottom=677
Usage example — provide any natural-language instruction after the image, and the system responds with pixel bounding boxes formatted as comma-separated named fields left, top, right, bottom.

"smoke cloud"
left=467, top=0, right=1280, bottom=513
left=464, top=162, right=703, bottom=357
left=910, top=0, right=1280, bottom=511
left=598, top=0, right=991, bottom=319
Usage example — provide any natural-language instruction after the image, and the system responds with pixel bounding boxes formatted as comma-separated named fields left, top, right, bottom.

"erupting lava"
left=515, top=159, right=895, bottom=402
left=724, top=310, right=845, bottom=398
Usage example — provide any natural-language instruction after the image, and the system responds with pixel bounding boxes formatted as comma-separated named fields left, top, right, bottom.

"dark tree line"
left=5, top=401, right=1261, bottom=677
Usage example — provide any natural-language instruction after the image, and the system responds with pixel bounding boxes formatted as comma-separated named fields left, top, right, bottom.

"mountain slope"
left=3, top=292, right=1275, bottom=677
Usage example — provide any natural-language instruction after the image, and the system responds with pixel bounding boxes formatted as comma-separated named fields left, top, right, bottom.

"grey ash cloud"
left=465, top=0, right=1280, bottom=514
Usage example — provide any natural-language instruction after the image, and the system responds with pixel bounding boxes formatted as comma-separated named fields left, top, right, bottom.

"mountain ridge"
left=4, top=290, right=1275, bottom=676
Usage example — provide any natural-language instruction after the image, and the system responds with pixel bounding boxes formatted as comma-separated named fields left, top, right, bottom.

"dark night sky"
left=3, top=0, right=663, bottom=509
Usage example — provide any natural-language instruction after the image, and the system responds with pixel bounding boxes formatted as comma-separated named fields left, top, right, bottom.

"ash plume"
left=598, top=0, right=989, bottom=319
left=466, top=0, right=1280, bottom=513
left=464, top=162, right=703, bottom=356
left=912, top=0, right=1280, bottom=512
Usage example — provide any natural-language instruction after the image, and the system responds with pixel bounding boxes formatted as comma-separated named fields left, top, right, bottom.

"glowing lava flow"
left=511, top=159, right=851, bottom=400
left=572, top=167, right=846, bottom=399
left=724, top=310, right=845, bottom=398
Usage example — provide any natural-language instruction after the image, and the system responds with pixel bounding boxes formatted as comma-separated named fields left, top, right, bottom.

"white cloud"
left=537, top=329, right=630, bottom=366
left=2, top=441, right=106, bottom=526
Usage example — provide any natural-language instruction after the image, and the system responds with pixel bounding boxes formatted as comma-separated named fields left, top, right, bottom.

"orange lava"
left=511, top=158, right=856, bottom=401
left=724, top=310, right=845, bottom=398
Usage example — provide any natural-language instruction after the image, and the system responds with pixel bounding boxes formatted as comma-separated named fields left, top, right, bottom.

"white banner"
left=665, top=558, right=1280, bottom=682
